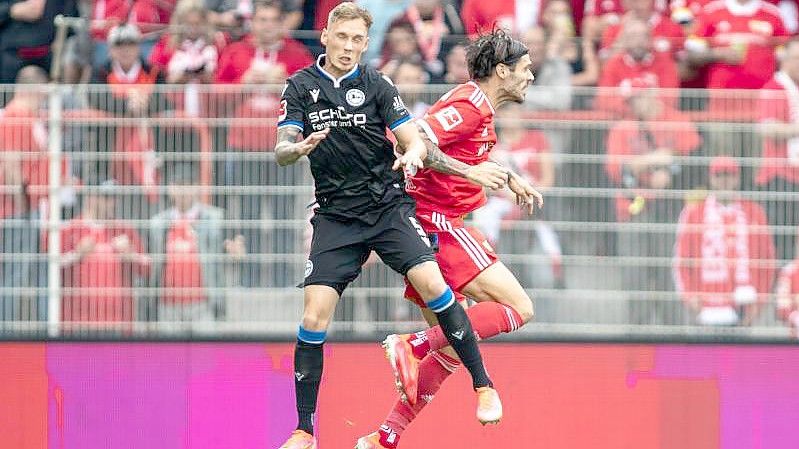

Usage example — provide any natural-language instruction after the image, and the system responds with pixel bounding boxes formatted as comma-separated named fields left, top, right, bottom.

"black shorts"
left=302, top=201, right=436, bottom=294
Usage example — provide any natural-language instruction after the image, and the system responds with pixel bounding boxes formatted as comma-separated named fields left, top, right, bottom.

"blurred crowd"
left=3, top=0, right=799, bottom=334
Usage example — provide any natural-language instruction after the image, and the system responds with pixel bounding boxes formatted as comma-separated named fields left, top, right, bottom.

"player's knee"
left=407, top=262, right=449, bottom=299
left=301, top=313, right=330, bottom=332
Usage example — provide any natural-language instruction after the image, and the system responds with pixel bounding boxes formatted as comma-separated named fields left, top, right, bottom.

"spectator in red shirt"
left=673, top=157, right=776, bottom=326
left=216, top=0, right=312, bottom=84
left=149, top=0, right=220, bottom=84
left=473, top=104, right=563, bottom=288
left=758, top=38, right=799, bottom=261
left=685, top=0, right=787, bottom=104
left=0, top=66, right=74, bottom=219
left=150, top=168, right=244, bottom=321
left=59, top=181, right=150, bottom=325
left=91, top=24, right=165, bottom=216
left=607, top=84, right=701, bottom=323
left=596, top=19, right=680, bottom=115
left=600, top=0, right=685, bottom=60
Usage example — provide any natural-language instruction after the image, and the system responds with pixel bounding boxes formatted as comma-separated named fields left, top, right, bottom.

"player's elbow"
left=515, top=299, right=534, bottom=324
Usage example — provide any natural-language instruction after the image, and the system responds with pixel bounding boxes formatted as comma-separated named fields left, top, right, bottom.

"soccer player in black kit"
left=274, top=3, right=504, bottom=448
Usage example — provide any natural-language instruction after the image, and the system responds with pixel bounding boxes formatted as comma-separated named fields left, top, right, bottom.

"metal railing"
left=0, top=83, right=797, bottom=341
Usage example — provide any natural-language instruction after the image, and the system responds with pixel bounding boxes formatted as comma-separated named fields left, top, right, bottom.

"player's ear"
left=495, top=63, right=509, bottom=79
left=320, top=28, right=329, bottom=47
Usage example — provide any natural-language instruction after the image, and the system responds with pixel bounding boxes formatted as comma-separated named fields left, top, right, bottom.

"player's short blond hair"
left=327, top=2, right=373, bottom=30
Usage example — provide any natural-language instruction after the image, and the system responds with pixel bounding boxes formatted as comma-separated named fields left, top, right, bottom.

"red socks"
left=409, top=302, right=523, bottom=360
left=381, top=351, right=461, bottom=447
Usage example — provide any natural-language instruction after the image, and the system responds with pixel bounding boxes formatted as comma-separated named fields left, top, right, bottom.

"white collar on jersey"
left=466, top=80, right=496, bottom=115
left=315, top=54, right=360, bottom=88
left=724, top=0, right=761, bottom=16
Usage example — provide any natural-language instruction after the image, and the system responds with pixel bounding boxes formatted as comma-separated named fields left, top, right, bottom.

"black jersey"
left=278, top=54, right=414, bottom=224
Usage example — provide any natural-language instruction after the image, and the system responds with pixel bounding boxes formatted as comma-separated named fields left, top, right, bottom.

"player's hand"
left=465, top=161, right=510, bottom=190
left=508, top=173, right=544, bottom=214
left=294, top=128, right=330, bottom=156
left=392, top=147, right=425, bottom=175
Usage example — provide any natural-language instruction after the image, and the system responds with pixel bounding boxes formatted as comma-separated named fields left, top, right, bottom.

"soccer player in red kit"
left=356, top=30, right=543, bottom=448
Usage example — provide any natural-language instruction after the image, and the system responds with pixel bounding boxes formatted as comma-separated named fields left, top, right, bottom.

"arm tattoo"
left=275, top=127, right=302, bottom=166
left=416, top=123, right=471, bottom=178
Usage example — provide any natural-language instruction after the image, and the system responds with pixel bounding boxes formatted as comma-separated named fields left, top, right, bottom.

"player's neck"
left=322, top=59, right=350, bottom=79
left=475, top=79, right=509, bottom=110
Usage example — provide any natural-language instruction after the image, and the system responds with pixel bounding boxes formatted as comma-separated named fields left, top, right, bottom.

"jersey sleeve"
left=417, top=98, right=485, bottom=148
left=376, top=74, right=413, bottom=132
left=277, top=79, right=305, bottom=132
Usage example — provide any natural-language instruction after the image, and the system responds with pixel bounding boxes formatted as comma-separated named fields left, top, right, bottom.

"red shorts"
left=405, top=211, right=499, bottom=308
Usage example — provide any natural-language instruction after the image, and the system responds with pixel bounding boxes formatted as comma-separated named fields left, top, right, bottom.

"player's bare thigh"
left=461, top=262, right=534, bottom=323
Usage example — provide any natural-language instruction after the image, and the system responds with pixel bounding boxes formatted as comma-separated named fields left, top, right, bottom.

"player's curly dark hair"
left=465, top=28, right=529, bottom=81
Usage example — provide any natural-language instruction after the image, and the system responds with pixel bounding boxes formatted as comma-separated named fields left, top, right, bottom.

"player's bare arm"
left=400, top=122, right=510, bottom=190
left=391, top=120, right=427, bottom=174
left=490, top=157, right=544, bottom=214
left=275, top=126, right=330, bottom=166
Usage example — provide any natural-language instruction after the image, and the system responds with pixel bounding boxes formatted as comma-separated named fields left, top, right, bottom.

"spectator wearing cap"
left=595, top=18, right=679, bottom=115
left=55, top=180, right=150, bottom=325
left=758, top=38, right=799, bottom=261
left=215, top=0, right=311, bottom=84
left=149, top=169, right=245, bottom=321
left=91, top=24, right=165, bottom=215
left=605, top=82, right=700, bottom=324
left=673, top=157, right=776, bottom=326
left=600, top=0, right=685, bottom=61
left=89, top=0, right=161, bottom=68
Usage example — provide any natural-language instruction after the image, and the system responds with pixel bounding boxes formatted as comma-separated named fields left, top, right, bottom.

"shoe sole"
left=381, top=335, right=417, bottom=405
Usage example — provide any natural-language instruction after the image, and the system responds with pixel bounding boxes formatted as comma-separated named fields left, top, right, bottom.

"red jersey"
left=691, top=0, right=786, bottom=89
left=595, top=52, right=680, bottom=114
left=162, top=218, right=206, bottom=304
left=673, top=196, right=775, bottom=308
left=59, top=218, right=148, bottom=322
left=410, top=81, right=497, bottom=218
left=507, top=130, right=550, bottom=183
left=215, top=35, right=312, bottom=83
left=757, top=76, right=799, bottom=185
